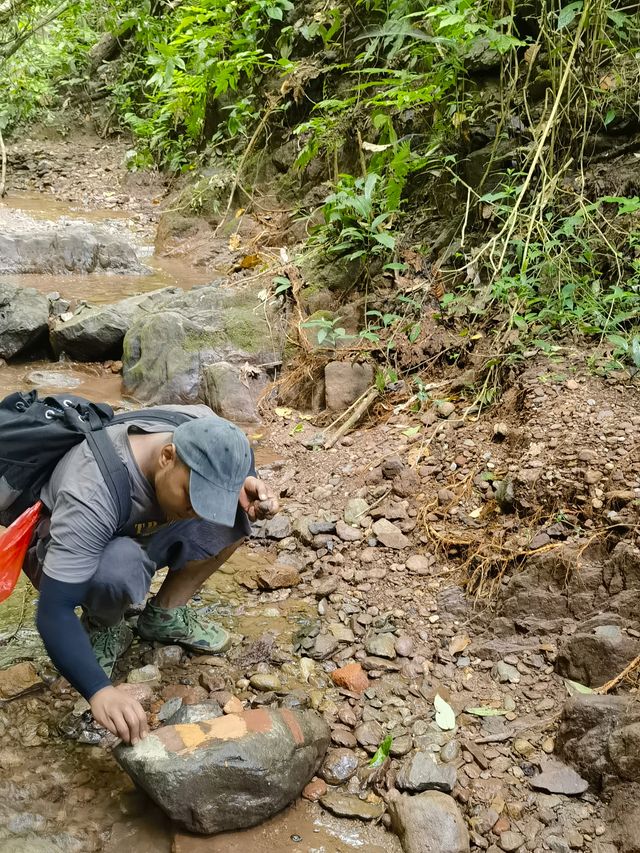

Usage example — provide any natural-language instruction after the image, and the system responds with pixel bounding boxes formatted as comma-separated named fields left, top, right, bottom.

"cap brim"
left=189, top=469, right=239, bottom=526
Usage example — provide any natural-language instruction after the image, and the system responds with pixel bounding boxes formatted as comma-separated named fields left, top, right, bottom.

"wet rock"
left=556, top=623, right=640, bottom=688
left=249, top=673, right=281, bottom=692
left=331, top=663, right=370, bottom=694
left=0, top=224, right=143, bottom=275
left=320, top=792, right=385, bottom=821
left=166, top=702, right=223, bottom=727
left=336, top=520, right=363, bottom=542
left=530, top=760, right=589, bottom=795
left=372, top=519, right=410, bottom=549
left=324, top=362, right=375, bottom=412
left=0, top=282, right=49, bottom=358
left=51, top=287, right=176, bottom=361
left=202, top=361, right=266, bottom=423
left=355, top=720, right=384, bottom=754
left=388, top=790, right=470, bottom=853
left=396, top=752, right=457, bottom=794
left=332, top=727, right=358, bottom=748
left=320, top=748, right=359, bottom=784
left=152, top=645, right=184, bottom=668
left=127, top=664, right=161, bottom=685
left=256, top=564, right=300, bottom=590
left=114, top=708, right=329, bottom=834
left=116, top=683, right=155, bottom=708
left=365, top=633, right=397, bottom=659
left=302, top=778, right=327, bottom=801
left=0, top=661, right=43, bottom=701
left=122, top=283, right=283, bottom=404
left=158, top=697, right=183, bottom=722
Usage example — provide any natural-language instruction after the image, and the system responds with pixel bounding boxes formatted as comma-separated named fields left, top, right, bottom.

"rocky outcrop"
left=324, top=361, right=374, bottom=411
left=556, top=614, right=640, bottom=688
left=202, top=361, right=268, bottom=423
left=114, top=708, right=329, bottom=834
left=0, top=282, right=49, bottom=358
left=50, top=287, right=179, bottom=361
left=0, top=226, right=144, bottom=274
left=555, top=694, right=640, bottom=788
left=123, top=282, right=284, bottom=404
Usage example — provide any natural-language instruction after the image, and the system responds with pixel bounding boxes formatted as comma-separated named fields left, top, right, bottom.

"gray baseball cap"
left=173, top=416, right=252, bottom=526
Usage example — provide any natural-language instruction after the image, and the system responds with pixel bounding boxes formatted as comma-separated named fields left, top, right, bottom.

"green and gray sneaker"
left=136, top=598, right=231, bottom=654
left=82, top=617, right=134, bottom=678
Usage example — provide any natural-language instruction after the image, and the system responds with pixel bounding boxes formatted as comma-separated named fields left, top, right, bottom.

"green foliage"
left=311, top=172, right=398, bottom=262
left=442, top=194, right=640, bottom=369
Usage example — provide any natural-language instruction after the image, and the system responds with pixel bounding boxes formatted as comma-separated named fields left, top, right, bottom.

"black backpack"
left=0, top=390, right=194, bottom=529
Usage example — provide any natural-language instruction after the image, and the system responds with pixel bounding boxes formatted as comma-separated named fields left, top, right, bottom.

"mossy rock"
left=122, top=282, right=285, bottom=404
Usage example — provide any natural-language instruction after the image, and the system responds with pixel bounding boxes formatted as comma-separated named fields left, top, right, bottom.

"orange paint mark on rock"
left=243, top=708, right=274, bottom=735
left=280, top=708, right=305, bottom=746
left=154, top=715, right=249, bottom=755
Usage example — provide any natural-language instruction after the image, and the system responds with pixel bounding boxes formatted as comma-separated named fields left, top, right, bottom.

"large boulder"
left=0, top=226, right=144, bottom=274
left=202, top=361, right=268, bottom=423
left=50, top=287, right=179, bottom=361
left=0, top=282, right=49, bottom=358
left=388, top=790, right=470, bottom=853
left=114, top=708, right=329, bottom=834
left=555, top=694, right=640, bottom=787
left=123, top=283, right=284, bottom=404
left=324, top=361, right=374, bottom=411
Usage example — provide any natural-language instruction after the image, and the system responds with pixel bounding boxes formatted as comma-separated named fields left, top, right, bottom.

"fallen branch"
left=595, top=653, right=640, bottom=695
left=324, top=386, right=379, bottom=449
left=0, top=126, right=6, bottom=198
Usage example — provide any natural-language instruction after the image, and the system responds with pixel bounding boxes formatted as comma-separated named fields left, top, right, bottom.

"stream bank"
left=0, top=133, right=639, bottom=853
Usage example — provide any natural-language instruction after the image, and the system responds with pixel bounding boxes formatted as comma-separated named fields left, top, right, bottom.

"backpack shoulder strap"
left=111, top=409, right=196, bottom=428
left=84, top=429, right=132, bottom=533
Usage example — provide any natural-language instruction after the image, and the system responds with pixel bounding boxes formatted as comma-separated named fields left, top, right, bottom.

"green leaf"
left=557, top=1, right=583, bottom=29
left=369, top=734, right=393, bottom=767
left=604, top=109, right=616, bottom=128
left=402, top=425, right=421, bottom=437
left=465, top=706, right=508, bottom=717
left=373, top=232, right=396, bottom=249
left=408, top=323, right=421, bottom=343
left=434, top=694, right=456, bottom=730
left=564, top=678, right=593, bottom=695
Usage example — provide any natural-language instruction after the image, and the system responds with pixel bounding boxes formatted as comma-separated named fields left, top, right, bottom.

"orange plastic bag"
left=0, top=501, right=41, bottom=603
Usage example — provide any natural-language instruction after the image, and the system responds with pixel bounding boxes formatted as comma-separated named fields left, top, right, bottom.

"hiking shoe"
left=136, top=599, right=231, bottom=654
left=82, top=617, right=134, bottom=678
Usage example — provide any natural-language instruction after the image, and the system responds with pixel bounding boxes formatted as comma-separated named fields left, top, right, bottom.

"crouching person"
left=23, top=406, right=278, bottom=745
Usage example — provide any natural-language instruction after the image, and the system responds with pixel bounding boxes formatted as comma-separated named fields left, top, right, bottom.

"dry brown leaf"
left=449, top=634, right=470, bottom=656
left=239, top=254, right=262, bottom=269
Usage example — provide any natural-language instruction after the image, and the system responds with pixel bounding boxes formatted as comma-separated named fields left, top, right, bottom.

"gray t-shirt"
left=40, top=404, right=213, bottom=583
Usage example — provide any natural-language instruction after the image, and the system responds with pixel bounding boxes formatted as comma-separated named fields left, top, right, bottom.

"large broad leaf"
left=434, top=694, right=456, bottom=730
left=557, top=1, right=583, bottom=29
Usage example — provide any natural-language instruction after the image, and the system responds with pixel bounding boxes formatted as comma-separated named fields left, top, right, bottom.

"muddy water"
left=0, top=192, right=401, bottom=853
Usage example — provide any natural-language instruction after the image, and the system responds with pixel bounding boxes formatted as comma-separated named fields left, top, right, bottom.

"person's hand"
left=89, top=686, right=149, bottom=745
left=239, top=476, right=279, bottom=521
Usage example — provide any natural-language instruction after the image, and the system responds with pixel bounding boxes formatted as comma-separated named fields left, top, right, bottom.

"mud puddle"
left=174, top=799, right=401, bottom=852
left=0, top=360, right=125, bottom=404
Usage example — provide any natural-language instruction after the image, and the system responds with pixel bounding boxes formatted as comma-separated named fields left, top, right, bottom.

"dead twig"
left=324, top=386, right=379, bottom=449
left=595, top=653, right=640, bottom=695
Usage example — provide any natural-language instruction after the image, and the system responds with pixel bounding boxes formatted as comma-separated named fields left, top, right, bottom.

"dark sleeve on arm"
left=36, top=574, right=111, bottom=701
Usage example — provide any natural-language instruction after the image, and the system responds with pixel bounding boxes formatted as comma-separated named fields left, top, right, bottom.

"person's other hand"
left=90, top=686, right=149, bottom=745
left=239, top=476, right=279, bottom=521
